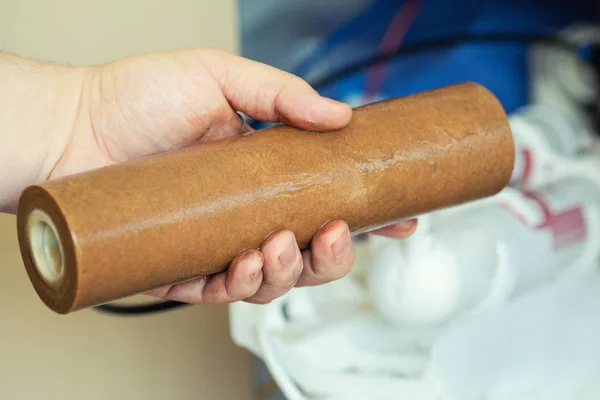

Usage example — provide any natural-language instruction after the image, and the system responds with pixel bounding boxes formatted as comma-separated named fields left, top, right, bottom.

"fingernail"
left=332, top=230, right=351, bottom=259
left=278, top=236, right=298, bottom=266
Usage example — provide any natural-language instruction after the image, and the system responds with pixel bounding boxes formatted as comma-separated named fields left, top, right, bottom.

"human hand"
left=7, top=48, right=417, bottom=304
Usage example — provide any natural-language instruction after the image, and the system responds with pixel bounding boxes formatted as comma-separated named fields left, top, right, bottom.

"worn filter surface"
left=17, top=82, right=514, bottom=314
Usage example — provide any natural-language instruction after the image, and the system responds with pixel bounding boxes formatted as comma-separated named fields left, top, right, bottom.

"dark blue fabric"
left=296, top=0, right=600, bottom=112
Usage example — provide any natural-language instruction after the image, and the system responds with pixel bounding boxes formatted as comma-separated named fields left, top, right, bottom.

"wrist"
left=0, top=54, right=87, bottom=212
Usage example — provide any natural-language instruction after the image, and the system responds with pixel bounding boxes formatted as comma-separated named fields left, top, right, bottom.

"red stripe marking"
left=364, top=0, right=424, bottom=99
left=520, top=148, right=533, bottom=186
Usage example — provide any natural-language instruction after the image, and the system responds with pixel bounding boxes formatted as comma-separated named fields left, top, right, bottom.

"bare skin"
left=0, top=48, right=417, bottom=305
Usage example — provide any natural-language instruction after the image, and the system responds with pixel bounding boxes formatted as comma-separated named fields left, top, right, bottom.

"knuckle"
left=202, top=46, right=230, bottom=58
left=283, top=258, right=304, bottom=287
left=269, top=254, right=303, bottom=287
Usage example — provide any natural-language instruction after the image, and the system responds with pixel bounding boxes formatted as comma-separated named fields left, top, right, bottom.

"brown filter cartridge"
left=17, top=82, right=514, bottom=314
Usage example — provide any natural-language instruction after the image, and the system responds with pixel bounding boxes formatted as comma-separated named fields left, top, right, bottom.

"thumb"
left=202, top=49, right=352, bottom=132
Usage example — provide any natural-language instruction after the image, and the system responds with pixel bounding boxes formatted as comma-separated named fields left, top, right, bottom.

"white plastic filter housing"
left=368, top=176, right=600, bottom=327
left=509, top=104, right=596, bottom=188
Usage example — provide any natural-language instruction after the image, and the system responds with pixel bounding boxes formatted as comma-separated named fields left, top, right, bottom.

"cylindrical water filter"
left=16, top=82, right=515, bottom=314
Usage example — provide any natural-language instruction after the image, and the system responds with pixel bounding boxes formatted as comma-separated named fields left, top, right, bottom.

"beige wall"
left=0, top=2, right=254, bottom=400
left=0, top=0, right=239, bottom=64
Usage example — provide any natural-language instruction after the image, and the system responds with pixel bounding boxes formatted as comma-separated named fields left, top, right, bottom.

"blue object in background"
left=313, top=0, right=600, bottom=112
left=242, top=0, right=600, bottom=118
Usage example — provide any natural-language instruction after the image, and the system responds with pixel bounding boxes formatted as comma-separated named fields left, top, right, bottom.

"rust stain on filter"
left=16, top=82, right=515, bottom=314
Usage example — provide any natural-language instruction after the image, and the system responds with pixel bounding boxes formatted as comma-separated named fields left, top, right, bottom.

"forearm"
left=0, top=54, right=84, bottom=213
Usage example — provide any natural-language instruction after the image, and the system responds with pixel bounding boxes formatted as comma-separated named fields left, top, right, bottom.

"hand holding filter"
left=16, top=82, right=515, bottom=314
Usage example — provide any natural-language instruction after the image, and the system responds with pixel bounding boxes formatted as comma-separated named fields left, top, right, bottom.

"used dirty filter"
left=16, top=82, right=515, bottom=314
